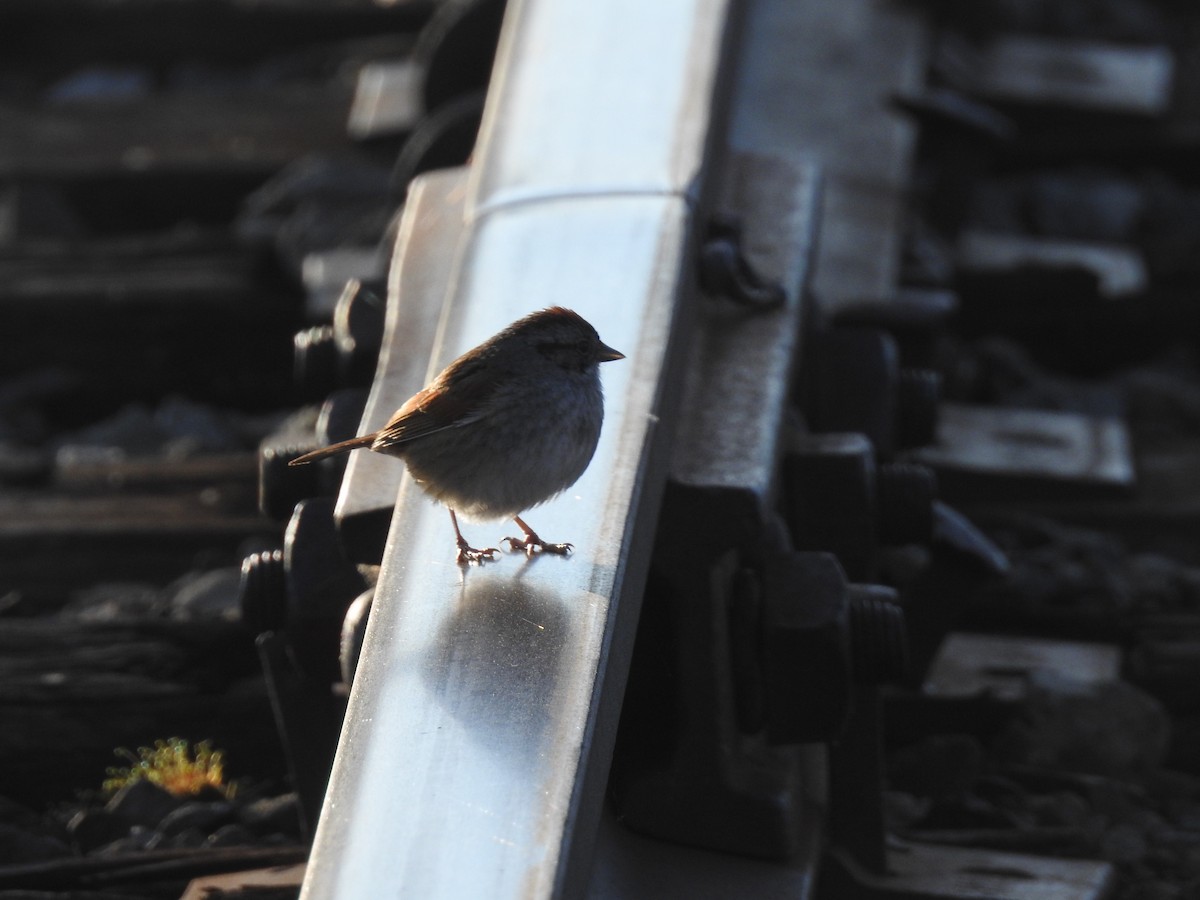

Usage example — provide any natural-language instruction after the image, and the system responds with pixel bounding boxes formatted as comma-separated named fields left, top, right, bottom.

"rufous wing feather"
left=370, top=372, right=491, bottom=451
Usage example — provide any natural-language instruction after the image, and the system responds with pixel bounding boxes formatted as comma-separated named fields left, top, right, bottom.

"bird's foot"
left=456, top=541, right=499, bottom=565
left=502, top=533, right=574, bottom=557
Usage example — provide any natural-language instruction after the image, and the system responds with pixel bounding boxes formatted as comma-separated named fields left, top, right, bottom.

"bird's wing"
left=371, top=362, right=493, bottom=450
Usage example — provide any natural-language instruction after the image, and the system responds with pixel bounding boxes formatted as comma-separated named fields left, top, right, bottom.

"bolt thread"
left=240, top=548, right=287, bottom=633
left=848, top=586, right=907, bottom=685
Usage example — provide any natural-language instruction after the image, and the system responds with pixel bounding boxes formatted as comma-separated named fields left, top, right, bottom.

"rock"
left=992, top=674, right=1170, bottom=778
left=104, top=780, right=185, bottom=829
left=94, top=825, right=156, bottom=855
left=47, top=66, right=153, bottom=101
left=155, top=396, right=244, bottom=455
left=162, top=827, right=208, bottom=849
left=239, top=792, right=304, bottom=838
left=207, top=822, right=257, bottom=847
left=167, top=567, right=242, bottom=622
left=55, top=404, right=168, bottom=460
left=60, top=581, right=166, bottom=621
left=53, top=397, right=251, bottom=462
left=157, top=800, right=237, bottom=837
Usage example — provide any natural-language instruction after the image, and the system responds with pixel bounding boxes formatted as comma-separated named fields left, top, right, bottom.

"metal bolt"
left=847, top=584, right=907, bottom=685
left=832, top=288, right=958, bottom=371
left=333, top=280, right=386, bottom=387
left=258, top=441, right=323, bottom=521
left=782, top=431, right=876, bottom=580
left=284, top=497, right=369, bottom=683
left=240, top=548, right=286, bottom=633
left=699, top=217, right=786, bottom=308
left=761, top=551, right=854, bottom=744
left=805, top=328, right=900, bottom=457
left=317, top=389, right=369, bottom=447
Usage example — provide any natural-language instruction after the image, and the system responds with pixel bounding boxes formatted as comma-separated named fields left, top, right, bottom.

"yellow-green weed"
left=103, top=738, right=234, bottom=799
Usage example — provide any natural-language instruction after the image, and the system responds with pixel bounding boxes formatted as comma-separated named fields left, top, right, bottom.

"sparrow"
left=289, top=307, right=624, bottom=564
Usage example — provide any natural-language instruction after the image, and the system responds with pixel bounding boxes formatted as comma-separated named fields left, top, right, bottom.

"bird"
left=289, top=307, right=625, bottom=564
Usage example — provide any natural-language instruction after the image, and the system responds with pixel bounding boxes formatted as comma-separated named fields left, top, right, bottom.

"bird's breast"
left=401, top=374, right=605, bottom=521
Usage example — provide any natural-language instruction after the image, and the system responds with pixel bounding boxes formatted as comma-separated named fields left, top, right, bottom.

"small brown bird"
left=289, top=307, right=624, bottom=564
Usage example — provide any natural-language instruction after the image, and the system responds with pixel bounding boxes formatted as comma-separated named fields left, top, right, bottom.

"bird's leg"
left=502, top=515, right=573, bottom=557
left=449, top=509, right=498, bottom=565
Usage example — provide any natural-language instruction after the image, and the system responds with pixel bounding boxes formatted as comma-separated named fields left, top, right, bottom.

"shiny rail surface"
left=301, top=0, right=742, bottom=897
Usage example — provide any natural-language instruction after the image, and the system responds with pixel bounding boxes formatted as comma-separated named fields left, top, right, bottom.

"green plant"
left=103, top=738, right=234, bottom=798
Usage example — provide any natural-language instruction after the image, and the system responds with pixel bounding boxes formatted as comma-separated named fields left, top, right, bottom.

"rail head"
left=468, top=0, right=734, bottom=214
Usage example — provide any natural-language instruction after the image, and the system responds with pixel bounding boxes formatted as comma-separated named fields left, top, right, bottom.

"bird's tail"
left=288, top=434, right=377, bottom=466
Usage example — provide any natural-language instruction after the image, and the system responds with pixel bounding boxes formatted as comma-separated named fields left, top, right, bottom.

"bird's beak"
left=596, top=342, right=625, bottom=363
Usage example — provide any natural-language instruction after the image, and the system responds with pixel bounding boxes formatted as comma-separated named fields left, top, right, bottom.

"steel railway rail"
left=302, top=0, right=744, bottom=896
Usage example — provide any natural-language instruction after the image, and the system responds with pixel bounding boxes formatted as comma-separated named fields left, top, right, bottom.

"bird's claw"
left=502, top=535, right=574, bottom=557
left=456, top=543, right=500, bottom=565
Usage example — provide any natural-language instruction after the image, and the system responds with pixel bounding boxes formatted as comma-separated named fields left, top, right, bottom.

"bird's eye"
left=576, top=339, right=591, bottom=355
